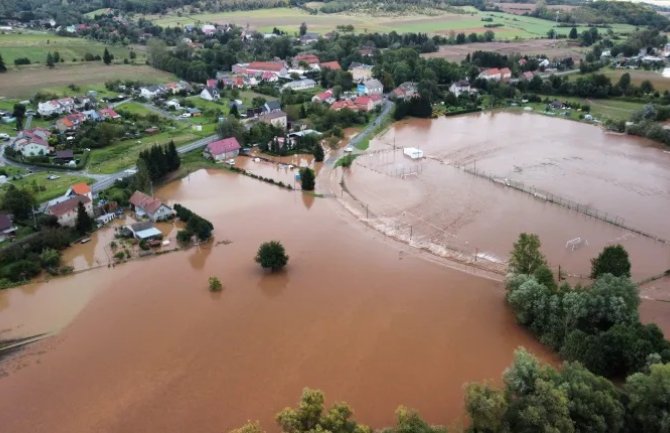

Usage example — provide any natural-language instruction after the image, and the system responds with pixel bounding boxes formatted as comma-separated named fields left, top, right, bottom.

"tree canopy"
left=590, top=244, right=631, bottom=278
left=255, top=240, right=289, bottom=272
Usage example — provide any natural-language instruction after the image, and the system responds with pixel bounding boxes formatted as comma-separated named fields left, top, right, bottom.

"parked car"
left=0, top=133, right=10, bottom=140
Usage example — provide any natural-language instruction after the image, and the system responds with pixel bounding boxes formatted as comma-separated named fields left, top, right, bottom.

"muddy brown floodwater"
left=0, top=168, right=556, bottom=433
left=346, top=112, right=670, bottom=281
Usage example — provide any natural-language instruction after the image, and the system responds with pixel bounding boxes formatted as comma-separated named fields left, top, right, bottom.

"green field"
left=116, top=101, right=159, bottom=117
left=0, top=172, right=94, bottom=203
left=0, top=32, right=144, bottom=69
left=145, top=7, right=636, bottom=40
left=87, top=123, right=217, bottom=174
left=517, top=96, right=644, bottom=122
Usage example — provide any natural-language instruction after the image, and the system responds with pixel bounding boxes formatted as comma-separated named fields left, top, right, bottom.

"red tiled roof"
left=295, top=53, right=320, bottom=64
left=129, top=191, right=166, bottom=215
left=331, top=100, right=357, bottom=111
left=320, top=61, right=341, bottom=71
left=315, top=89, right=333, bottom=101
left=48, top=196, right=90, bottom=217
left=206, top=137, right=241, bottom=156
left=248, top=61, right=285, bottom=72
left=71, top=183, right=91, bottom=196
left=99, top=108, right=120, bottom=118
left=206, top=79, right=218, bottom=88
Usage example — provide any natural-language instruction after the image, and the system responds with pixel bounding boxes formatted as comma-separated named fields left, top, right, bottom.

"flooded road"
left=0, top=169, right=556, bottom=433
left=347, top=112, right=670, bottom=280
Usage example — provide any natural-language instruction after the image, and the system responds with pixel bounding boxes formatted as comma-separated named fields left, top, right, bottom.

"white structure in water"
left=403, top=147, right=424, bottom=159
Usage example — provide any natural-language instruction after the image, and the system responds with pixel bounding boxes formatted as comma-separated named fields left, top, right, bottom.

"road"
left=90, top=134, right=219, bottom=193
left=325, top=99, right=394, bottom=167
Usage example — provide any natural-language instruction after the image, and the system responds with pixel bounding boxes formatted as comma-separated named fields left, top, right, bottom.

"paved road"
left=325, top=99, right=395, bottom=167
left=141, top=102, right=182, bottom=121
left=90, top=134, right=219, bottom=193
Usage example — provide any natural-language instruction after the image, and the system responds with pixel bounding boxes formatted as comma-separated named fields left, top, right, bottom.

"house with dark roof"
left=129, top=191, right=174, bottom=222
left=46, top=195, right=92, bottom=227
left=203, top=137, right=242, bottom=161
left=54, top=150, right=75, bottom=163
left=127, top=221, right=163, bottom=240
left=0, top=212, right=17, bottom=241
left=263, top=100, right=282, bottom=113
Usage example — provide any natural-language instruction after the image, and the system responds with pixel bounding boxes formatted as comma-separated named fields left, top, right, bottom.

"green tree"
left=255, top=240, right=289, bottom=272
left=465, top=382, right=507, bottom=433
left=0, top=53, right=6, bottom=73
left=640, top=80, right=654, bottom=94
left=208, top=276, right=222, bottom=292
left=569, top=27, right=578, bottom=39
left=53, top=51, right=60, bottom=63
left=2, top=184, right=35, bottom=221
left=558, top=362, right=624, bottom=433
left=39, top=248, right=61, bottom=269
left=75, top=201, right=94, bottom=235
left=617, top=73, right=631, bottom=92
left=392, top=406, right=446, bottom=433
left=508, top=233, right=547, bottom=275
left=299, top=22, right=308, bottom=37
left=300, top=167, right=315, bottom=191
left=217, top=117, right=245, bottom=144
left=590, top=244, right=631, bottom=278
left=624, top=362, right=670, bottom=433
left=133, top=158, right=152, bottom=193
left=46, top=52, right=55, bottom=68
left=313, top=144, right=324, bottom=162
left=12, top=103, right=25, bottom=130
left=166, top=140, right=181, bottom=171
left=230, top=104, right=240, bottom=119
left=103, top=47, right=113, bottom=65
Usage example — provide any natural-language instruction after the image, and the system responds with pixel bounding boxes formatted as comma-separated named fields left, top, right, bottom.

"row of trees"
left=506, top=233, right=670, bottom=378
left=466, top=348, right=670, bottom=433
left=230, top=388, right=444, bottom=433
left=174, top=204, right=214, bottom=244
left=136, top=142, right=181, bottom=188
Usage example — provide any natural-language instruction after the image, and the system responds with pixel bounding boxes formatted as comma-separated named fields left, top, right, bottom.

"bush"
left=255, top=241, right=289, bottom=272
left=208, top=276, right=222, bottom=292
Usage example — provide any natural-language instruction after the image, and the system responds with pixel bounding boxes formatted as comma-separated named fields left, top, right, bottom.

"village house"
left=201, top=24, right=216, bottom=36
left=233, top=61, right=288, bottom=78
left=127, top=221, right=163, bottom=241
left=320, top=60, right=342, bottom=71
left=98, top=107, right=121, bottom=120
left=166, top=99, right=182, bottom=110
left=263, top=100, right=282, bottom=113
left=391, top=82, right=418, bottom=100
left=282, top=79, right=317, bottom=92
left=448, top=80, right=472, bottom=97
left=13, top=128, right=53, bottom=157
left=139, top=85, right=164, bottom=99
left=53, top=150, right=75, bottom=164
left=56, top=112, right=87, bottom=132
left=331, top=99, right=358, bottom=111
left=354, top=94, right=383, bottom=112
left=37, top=97, right=76, bottom=117
left=312, top=89, right=335, bottom=104
left=520, top=71, right=535, bottom=81
left=46, top=195, right=93, bottom=227
left=300, top=32, right=320, bottom=45
left=66, top=182, right=93, bottom=201
left=203, top=137, right=242, bottom=162
left=200, top=86, right=220, bottom=101
left=477, top=67, right=512, bottom=81
left=129, top=191, right=174, bottom=222
left=358, top=78, right=384, bottom=96
left=258, top=110, right=288, bottom=129
left=349, top=62, right=374, bottom=82
left=292, top=53, right=320, bottom=69
left=0, top=212, right=17, bottom=242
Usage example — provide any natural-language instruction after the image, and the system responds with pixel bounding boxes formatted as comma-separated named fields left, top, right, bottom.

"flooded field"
left=345, top=112, right=670, bottom=281
left=0, top=169, right=556, bottom=433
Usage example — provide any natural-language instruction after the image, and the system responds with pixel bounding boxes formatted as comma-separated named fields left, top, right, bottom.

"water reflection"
left=257, top=269, right=290, bottom=298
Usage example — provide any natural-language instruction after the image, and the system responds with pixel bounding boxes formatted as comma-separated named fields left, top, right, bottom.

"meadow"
left=0, top=32, right=143, bottom=69
left=0, top=64, right=176, bottom=98
left=0, top=171, right=93, bottom=203
left=145, top=7, right=636, bottom=40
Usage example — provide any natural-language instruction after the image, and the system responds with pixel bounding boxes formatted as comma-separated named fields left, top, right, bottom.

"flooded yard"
left=0, top=169, right=555, bottom=433
left=344, top=112, right=670, bottom=281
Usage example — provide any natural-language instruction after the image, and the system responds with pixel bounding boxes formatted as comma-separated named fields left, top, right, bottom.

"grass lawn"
left=0, top=32, right=145, bottom=69
left=144, top=7, right=635, bottom=40
left=515, top=96, right=644, bottom=122
left=87, top=123, right=216, bottom=174
left=116, top=101, right=159, bottom=117
left=0, top=172, right=93, bottom=202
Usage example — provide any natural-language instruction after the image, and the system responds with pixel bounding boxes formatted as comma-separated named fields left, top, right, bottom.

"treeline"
left=138, top=142, right=181, bottom=182
left=466, top=348, right=670, bottom=433
left=174, top=204, right=213, bottom=243
left=230, top=387, right=445, bottom=433
left=506, top=234, right=669, bottom=379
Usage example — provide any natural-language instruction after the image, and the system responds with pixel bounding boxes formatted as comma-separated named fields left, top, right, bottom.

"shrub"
left=255, top=241, right=289, bottom=272
left=208, top=276, right=222, bottom=292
